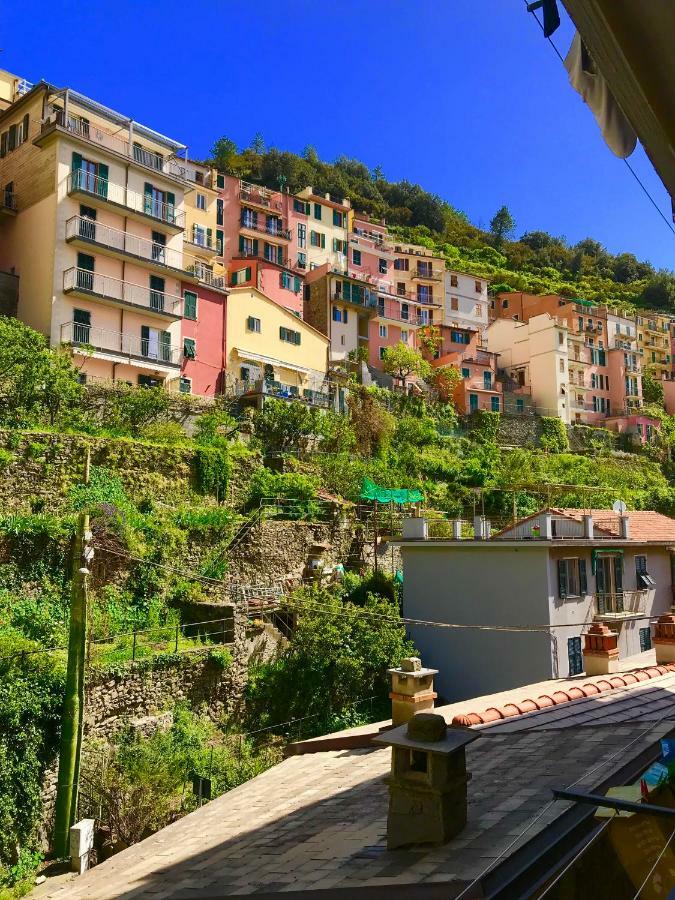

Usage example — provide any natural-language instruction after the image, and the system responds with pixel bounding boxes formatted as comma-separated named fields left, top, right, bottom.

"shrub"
left=247, top=469, right=319, bottom=515
left=540, top=417, right=570, bottom=452
left=99, top=385, right=171, bottom=436
left=195, top=446, right=230, bottom=499
left=140, top=422, right=187, bottom=445
left=0, top=449, right=13, bottom=470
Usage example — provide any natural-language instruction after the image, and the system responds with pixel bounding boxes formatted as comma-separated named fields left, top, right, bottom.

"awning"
left=360, top=478, right=424, bottom=505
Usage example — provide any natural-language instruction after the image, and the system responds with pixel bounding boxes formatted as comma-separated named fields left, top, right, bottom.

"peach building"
left=0, top=75, right=194, bottom=388
left=636, top=310, right=672, bottom=380
left=432, top=331, right=503, bottom=413
left=304, top=265, right=376, bottom=364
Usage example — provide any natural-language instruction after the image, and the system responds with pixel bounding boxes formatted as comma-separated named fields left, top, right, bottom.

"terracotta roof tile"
left=550, top=508, right=675, bottom=542
left=451, top=662, right=675, bottom=726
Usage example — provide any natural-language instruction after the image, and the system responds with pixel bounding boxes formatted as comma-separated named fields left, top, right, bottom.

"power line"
left=537, top=819, right=612, bottom=898
left=524, top=0, right=675, bottom=241
left=632, top=824, right=675, bottom=899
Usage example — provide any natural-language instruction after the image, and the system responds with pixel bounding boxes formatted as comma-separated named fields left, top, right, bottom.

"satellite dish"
left=612, top=500, right=627, bottom=514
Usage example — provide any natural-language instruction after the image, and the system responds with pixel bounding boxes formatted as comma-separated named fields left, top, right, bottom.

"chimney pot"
left=582, top=623, right=619, bottom=675
left=583, top=514, right=594, bottom=539
left=402, top=517, right=428, bottom=540
left=620, top=514, right=630, bottom=539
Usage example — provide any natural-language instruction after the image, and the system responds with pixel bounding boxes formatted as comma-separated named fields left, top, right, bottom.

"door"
left=149, top=275, right=165, bottom=312
left=81, top=159, right=97, bottom=194
left=151, top=231, right=166, bottom=263
left=568, top=637, right=583, bottom=676
left=141, top=325, right=159, bottom=360
left=79, top=205, right=97, bottom=241
left=596, top=554, right=624, bottom=614
left=469, top=394, right=478, bottom=412
left=76, top=253, right=94, bottom=291
left=73, top=308, right=91, bottom=344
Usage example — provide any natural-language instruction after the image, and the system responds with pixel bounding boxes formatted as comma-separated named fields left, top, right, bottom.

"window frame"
left=196, top=192, right=206, bottom=210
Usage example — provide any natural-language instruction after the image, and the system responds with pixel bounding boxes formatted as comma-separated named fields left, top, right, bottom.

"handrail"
left=67, top=170, right=185, bottom=228
left=60, top=321, right=182, bottom=365
left=63, top=267, right=184, bottom=316
left=240, top=218, right=292, bottom=240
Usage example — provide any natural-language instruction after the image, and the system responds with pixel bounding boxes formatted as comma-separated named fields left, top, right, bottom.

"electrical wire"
left=523, top=0, right=675, bottom=240
left=536, top=818, right=612, bottom=898
left=632, top=824, right=675, bottom=899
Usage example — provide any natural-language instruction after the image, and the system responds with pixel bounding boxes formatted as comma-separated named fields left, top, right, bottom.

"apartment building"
left=636, top=310, right=671, bottom=380
left=432, top=331, right=503, bottom=413
left=303, top=265, right=376, bottom=364
left=219, top=176, right=303, bottom=316
left=443, top=270, right=489, bottom=332
left=294, top=187, right=351, bottom=273
left=225, top=286, right=330, bottom=408
left=0, top=75, right=195, bottom=389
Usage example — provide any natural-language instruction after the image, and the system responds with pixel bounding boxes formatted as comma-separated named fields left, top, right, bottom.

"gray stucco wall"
left=401, top=545, right=552, bottom=702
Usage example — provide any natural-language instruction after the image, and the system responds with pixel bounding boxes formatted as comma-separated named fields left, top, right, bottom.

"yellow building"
left=181, top=159, right=226, bottom=292
left=389, top=240, right=445, bottom=319
left=636, top=310, right=672, bottom=380
left=294, top=187, right=351, bottom=272
left=0, top=75, right=193, bottom=388
left=225, top=286, right=331, bottom=407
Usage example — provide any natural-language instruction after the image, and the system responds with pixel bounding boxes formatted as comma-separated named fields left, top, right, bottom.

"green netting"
left=359, top=478, right=424, bottom=505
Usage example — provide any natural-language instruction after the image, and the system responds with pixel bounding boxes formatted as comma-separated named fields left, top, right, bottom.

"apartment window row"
left=231, top=266, right=251, bottom=286
left=333, top=306, right=348, bottom=324
left=280, top=272, right=302, bottom=293
left=280, top=326, right=301, bottom=345
left=310, top=230, right=326, bottom=249
left=0, top=113, right=30, bottom=157
left=469, top=394, right=500, bottom=412
left=334, top=239, right=347, bottom=254
left=394, top=258, right=409, bottom=271
left=590, top=373, right=609, bottom=390
left=293, top=199, right=311, bottom=215
left=451, top=330, right=470, bottom=344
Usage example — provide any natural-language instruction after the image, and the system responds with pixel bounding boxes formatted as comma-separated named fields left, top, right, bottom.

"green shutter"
left=579, top=559, right=588, bottom=595
left=216, top=229, right=224, bottom=254
left=95, top=163, right=108, bottom=199
left=557, top=560, right=568, bottom=599
left=320, top=233, right=326, bottom=249
left=71, top=152, right=83, bottom=173
left=184, top=291, right=197, bottom=320
left=294, top=276, right=301, bottom=293
left=161, top=330, right=172, bottom=362
left=150, top=275, right=164, bottom=291
left=141, top=325, right=150, bottom=356
left=252, top=239, right=258, bottom=256
left=277, top=245, right=283, bottom=265
left=183, top=337, right=195, bottom=360
left=144, top=182, right=153, bottom=215
left=342, top=281, right=351, bottom=302
left=238, top=235, right=245, bottom=254
left=245, top=267, right=251, bottom=281
left=77, top=252, right=94, bottom=272
left=206, top=227, right=212, bottom=248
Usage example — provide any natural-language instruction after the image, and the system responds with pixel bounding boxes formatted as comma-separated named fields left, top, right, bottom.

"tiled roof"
left=552, top=508, right=675, bottom=542
left=452, top=662, right=675, bottom=726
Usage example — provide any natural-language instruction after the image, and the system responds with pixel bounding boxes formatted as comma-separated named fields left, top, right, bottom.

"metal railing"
left=411, top=267, right=444, bottom=281
left=239, top=182, right=282, bottom=211
left=1, top=189, right=16, bottom=211
left=240, top=218, right=292, bottom=240
left=185, top=264, right=227, bottom=291
left=65, top=215, right=189, bottom=270
left=44, top=111, right=187, bottom=183
left=237, top=248, right=290, bottom=267
left=332, top=290, right=378, bottom=309
left=63, top=267, right=184, bottom=316
left=184, top=229, right=218, bottom=251
left=67, top=170, right=185, bottom=228
left=594, top=591, right=647, bottom=618
left=60, top=321, right=182, bottom=366
left=229, top=377, right=334, bottom=408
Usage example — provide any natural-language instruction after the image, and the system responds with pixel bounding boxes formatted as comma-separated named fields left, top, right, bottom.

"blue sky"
left=5, top=0, right=674, bottom=270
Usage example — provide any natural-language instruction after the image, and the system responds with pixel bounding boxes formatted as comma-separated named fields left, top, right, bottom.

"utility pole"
left=53, top=449, right=93, bottom=858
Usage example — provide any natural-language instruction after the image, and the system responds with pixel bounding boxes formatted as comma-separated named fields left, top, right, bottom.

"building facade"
left=443, top=271, right=489, bottom=332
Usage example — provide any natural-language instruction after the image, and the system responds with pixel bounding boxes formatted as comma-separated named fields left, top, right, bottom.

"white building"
left=443, top=271, right=489, bottom=332
left=397, top=508, right=674, bottom=702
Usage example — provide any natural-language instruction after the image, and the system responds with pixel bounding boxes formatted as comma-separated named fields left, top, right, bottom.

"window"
left=297, top=252, right=307, bottom=269
left=76, top=252, right=95, bottom=290
left=417, top=285, right=433, bottom=303
left=216, top=229, right=224, bottom=255
left=183, top=291, right=198, bottom=320
left=179, top=377, right=192, bottom=394
left=558, top=331, right=564, bottom=346
left=379, top=347, right=386, bottom=361
left=280, top=326, right=301, bottom=345
left=397, top=282, right=406, bottom=296
left=469, top=394, right=478, bottom=412
left=293, top=198, right=310, bottom=214
left=450, top=297, right=459, bottom=311
left=559, top=358, right=565, bottom=373
left=352, top=249, right=362, bottom=266
left=568, top=637, right=583, bottom=676
left=231, top=267, right=251, bottom=286
left=474, top=304, right=483, bottom=317
left=241, top=208, right=258, bottom=229
left=310, top=231, right=325, bottom=248
left=635, top=555, right=656, bottom=588
left=149, top=275, right=165, bottom=311
left=450, top=274, right=458, bottom=287
left=333, top=239, right=347, bottom=253
left=333, top=210, right=345, bottom=227
left=516, top=398, right=524, bottom=413
left=138, top=374, right=162, bottom=388
left=379, top=324, right=387, bottom=338
left=216, top=198, right=224, bottom=226
left=502, top=298, right=509, bottom=309
left=216, top=173, right=225, bottom=189
left=332, top=307, right=342, bottom=323
left=247, top=316, right=261, bottom=333
left=394, top=258, right=409, bottom=271
left=557, top=558, right=587, bottom=598
left=72, top=308, right=91, bottom=343
left=461, top=367, right=470, bottom=378
left=183, top=337, right=196, bottom=359
left=141, top=326, right=171, bottom=362
left=297, top=223, right=307, bottom=248
left=401, top=330, right=408, bottom=343
left=313, top=202, right=322, bottom=220
left=475, top=280, right=481, bottom=293
left=491, top=396, right=500, bottom=412
left=196, top=193, right=206, bottom=210
left=639, top=627, right=652, bottom=652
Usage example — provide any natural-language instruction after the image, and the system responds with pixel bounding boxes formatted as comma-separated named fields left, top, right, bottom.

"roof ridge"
left=451, top=663, right=675, bottom=727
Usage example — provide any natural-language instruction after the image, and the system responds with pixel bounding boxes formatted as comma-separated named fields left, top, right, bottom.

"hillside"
left=209, top=136, right=675, bottom=312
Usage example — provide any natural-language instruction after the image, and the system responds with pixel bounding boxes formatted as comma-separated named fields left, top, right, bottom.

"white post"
left=452, top=520, right=462, bottom=540
left=70, top=819, right=95, bottom=874
left=620, top=515, right=630, bottom=539
left=542, top=512, right=553, bottom=540
left=583, top=515, right=594, bottom=539
left=473, top=516, right=485, bottom=540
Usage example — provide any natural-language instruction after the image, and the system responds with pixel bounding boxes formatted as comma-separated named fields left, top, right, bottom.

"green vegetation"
left=208, top=138, right=674, bottom=311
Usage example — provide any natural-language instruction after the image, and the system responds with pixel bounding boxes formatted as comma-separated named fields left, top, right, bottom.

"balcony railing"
left=65, top=215, right=190, bottom=271
left=239, top=182, right=282, bottom=211
left=594, top=590, right=647, bottom=619
left=63, top=268, right=184, bottom=317
left=1, top=189, right=16, bottom=212
left=67, top=170, right=184, bottom=229
left=60, top=321, right=182, bottom=367
left=333, top=290, right=377, bottom=309
left=229, top=377, right=333, bottom=408
left=240, top=218, right=291, bottom=240
left=184, top=264, right=227, bottom=291
left=237, top=249, right=289, bottom=267
left=43, top=111, right=187, bottom=183
left=411, top=267, right=444, bottom=281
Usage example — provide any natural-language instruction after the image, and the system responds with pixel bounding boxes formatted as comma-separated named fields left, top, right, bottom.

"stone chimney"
left=652, top=614, right=675, bottom=664
left=582, top=623, right=619, bottom=675
left=620, top=514, right=630, bottom=539
left=388, top=657, right=438, bottom=726
left=374, top=713, right=480, bottom=849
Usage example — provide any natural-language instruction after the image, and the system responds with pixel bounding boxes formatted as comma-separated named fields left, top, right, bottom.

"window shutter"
left=144, top=182, right=153, bottom=215
left=183, top=337, right=195, bottom=359
left=343, top=309, right=348, bottom=324
left=245, top=267, right=251, bottom=281
left=579, top=559, right=588, bottom=595
left=166, top=192, right=176, bottom=222
left=613, top=555, right=623, bottom=592
left=96, top=162, right=108, bottom=199
left=71, top=151, right=82, bottom=175
left=141, top=325, right=150, bottom=356
left=238, top=235, right=245, bottom=253
left=73, top=308, right=91, bottom=326
left=320, top=233, right=326, bottom=249
left=277, top=245, right=283, bottom=265
left=184, top=291, right=197, bottom=320
left=294, top=276, right=301, bottom=293
left=332, top=238, right=338, bottom=252
left=21, top=113, right=29, bottom=143
left=160, top=331, right=171, bottom=362
left=252, top=239, right=258, bottom=256
left=557, top=560, right=568, bottom=599
left=206, top=227, right=212, bottom=247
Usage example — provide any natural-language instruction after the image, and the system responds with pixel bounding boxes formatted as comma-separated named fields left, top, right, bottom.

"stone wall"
left=567, top=423, right=618, bottom=452
left=495, top=415, right=545, bottom=448
left=0, top=430, right=259, bottom=513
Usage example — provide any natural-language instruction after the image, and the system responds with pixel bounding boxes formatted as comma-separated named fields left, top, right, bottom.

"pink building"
left=605, top=414, right=660, bottom=446
left=432, top=332, right=503, bottom=413
left=348, top=215, right=440, bottom=368
left=179, top=280, right=227, bottom=396
left=218, top=176, right=304, bottom=315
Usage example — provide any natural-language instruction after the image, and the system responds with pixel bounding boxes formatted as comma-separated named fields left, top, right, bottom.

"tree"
left=489, top=206, right=516, bottom=247
left=640, top=273, right=675, bottom=311
left=252, top=398, right=321, bottom=454
left=429, top=365, right=462, bottom=402
left=381, top=343, right=431, bottom=392
left=348, top=386, right=396, bottom=456
left=417, top=324, right=443, bottom=360
left=210, top=136, right=240, bottom=173
left=250, top=132, right=265, bottom=155
left=642, top=369, right=665, bottom=406
left=372, top=164, right=384, bottom=181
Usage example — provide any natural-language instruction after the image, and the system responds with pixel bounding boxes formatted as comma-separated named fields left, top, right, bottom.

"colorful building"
left=294, top=186, right=351, bottom=273
left=432, top=331, right=503, bottom=413
left=636, top=310, right=671, bottom=380
left=219, top=176, right=304, bottom=316
left=304, top=265, right=376, bottom=364
left=443, top=270, right=489, bottom=332
left=225, top=286, right=330, bottom=407
left=0, top=76, right=197, bottom=388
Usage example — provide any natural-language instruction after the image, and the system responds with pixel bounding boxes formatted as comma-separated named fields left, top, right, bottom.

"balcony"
left=0, top=189, right=17, bottom=217
left=237, top=249, right=289, bottom=268
left=67, top=170, right=184, bottom=231
left=65, top=216, right=192, bottom=278
left=375, top=303, right=429, bottom=327
left=230, top=377, right=333, bottom=408
left=183, top=228, right=219, bottom=256
left=60, top=321, right=182, bottom=370
left=239, top=218, right=292, bottom=241
left=184, top=263, right=227, bottom=292
left=239, top=182, right=282, bottom=212
left=38, top=111, right=187, bottom=185
left=411, top=267, right=444, bottom=282
left=332, top=290, right=378, bottom=311
left=63, top=268, right=183, bottom=319
left=594, top=590, right=647, bottom=621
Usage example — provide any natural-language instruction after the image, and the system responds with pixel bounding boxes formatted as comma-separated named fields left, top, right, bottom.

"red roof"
left=552, top=508, right=675, bottom=542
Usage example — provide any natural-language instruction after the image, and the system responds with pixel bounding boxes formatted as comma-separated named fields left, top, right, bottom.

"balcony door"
left=79, top=205, right=97, bottom=241
left=76, top=253, right=94, bottom=291
left=596, top=554, right=623, bottom=614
